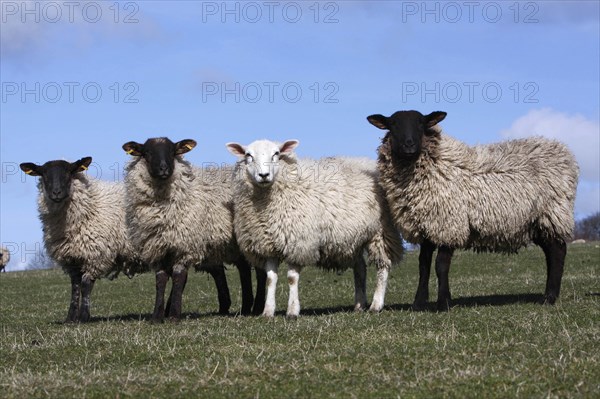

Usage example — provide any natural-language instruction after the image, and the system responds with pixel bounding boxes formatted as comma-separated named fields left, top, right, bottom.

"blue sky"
left=1, top=1, right=599, bottom=270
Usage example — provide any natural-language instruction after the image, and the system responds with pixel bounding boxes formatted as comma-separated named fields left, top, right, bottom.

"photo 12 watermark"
left=0, top=242, right=53, bottom=269
left=200, top=1, right=340, bottom=23
left=1, top=1, right=140, bottom=24
left=201, top=81, right=339, bottom=103
left=1, top=82, right=140, bottom=104
left=401, top=81, right=539, bottom=104
left=400, top=1, right=539, bottom=24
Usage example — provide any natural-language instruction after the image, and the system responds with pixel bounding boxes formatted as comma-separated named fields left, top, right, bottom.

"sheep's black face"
left=20, top=158, right=93, bottom=203
left=367, top=110, right=447, bottom=160
left=123, top=138, right=197, bottom=181
left=388, top=111, right=427, bottom=158
left=143, top=139, right=177, bottom=180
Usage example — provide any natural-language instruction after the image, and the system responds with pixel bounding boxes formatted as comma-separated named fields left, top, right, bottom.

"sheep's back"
left=378, top=134, right=578, bottom=251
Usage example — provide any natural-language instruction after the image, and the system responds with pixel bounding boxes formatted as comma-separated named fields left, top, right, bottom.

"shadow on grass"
left=52, top=293, right=555, bottom=323
left=452, top=293, right=544, bottom=307
left=386, top=293, right=545, bottom=312
left=52, top=310, right=247, bottom=325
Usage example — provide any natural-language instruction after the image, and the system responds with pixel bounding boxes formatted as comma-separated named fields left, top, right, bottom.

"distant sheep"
left=123, top=138, right=265, bottom=322
left=368, top=110, right=579, bottom=310
left=0, top=247, right=9, bottom=272
left=20, top=158, right=141, bottom=322
left=227, top=139, right=403, bottom=317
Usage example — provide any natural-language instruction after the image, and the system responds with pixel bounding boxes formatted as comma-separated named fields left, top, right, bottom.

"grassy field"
left=0, top=243, right=598, bottom=398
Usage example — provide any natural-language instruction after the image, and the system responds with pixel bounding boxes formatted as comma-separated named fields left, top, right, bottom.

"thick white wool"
left=37, top=175, right=136, bottom=279
left=378, top=128, right=579, bottom=251
left=124, top=157, right=240, bottom=268
left=232, top=150, right=403, bottom=271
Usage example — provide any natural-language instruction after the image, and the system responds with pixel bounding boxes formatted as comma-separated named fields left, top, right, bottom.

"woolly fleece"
left=37, top=175, right=136, bottom=279
left=124, top=156, right=240, bottom=269
left=377, top=125, right=579, bottom=251
left=232, top=151, right=403, bottom=271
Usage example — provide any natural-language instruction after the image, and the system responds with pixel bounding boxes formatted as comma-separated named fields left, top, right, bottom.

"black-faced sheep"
left=227, top=139, right=404, bottom=317
left=20, top=158, right=141, bottom=322
left=368, top=110, right=579, bottom=310
left=122, top=138, right=265, bottom=322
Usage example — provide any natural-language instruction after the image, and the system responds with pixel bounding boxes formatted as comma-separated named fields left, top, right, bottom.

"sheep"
left=0, top=246, right=9, bottom=272
left=226, top=139, right=404, bottom=318
left=19, top=157, right=141, bottom=322
left=367, top=110, right=579, bottom=311
left=122, top=137, right=265, bottom=322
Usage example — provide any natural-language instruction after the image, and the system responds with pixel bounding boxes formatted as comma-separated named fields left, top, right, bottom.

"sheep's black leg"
left=152, top=270, right=169, bottom=323
left=535, top=238, right=566, bottom=305
left=353, top=257, right=368, bottom=311
left=208, top=265, right=232, bottom=315
left=413, top=240, right=436, bottom=311
left=235, top=258, right=254, bottom=315
left=79, top=275, right=95, bottom=323
left=168, top=267, right=188, bottom=321
left=435, top=246, right=454, bottom=311
left=66, top=272, right=82, bottom=323
left=252, top=267, right=267, bottom=315
left=165, top=271, right=187, bottom=318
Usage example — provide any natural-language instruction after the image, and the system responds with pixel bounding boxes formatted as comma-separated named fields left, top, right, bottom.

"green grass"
left=1, top=243, right=599, bottom=398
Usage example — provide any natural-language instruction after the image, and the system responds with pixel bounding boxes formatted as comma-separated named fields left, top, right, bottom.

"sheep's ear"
left=123, top=141, right=143, bottom=156
left=425, top=111, right=447, bottom=128
left=280, top=140, right=299, bottom=155
left=20, top=162, right=43, bottom=176
left=72, top=157, right=92, bottom=173
left=367, top=114, right=389, bottom=130
left=226, top=142, right=246, bottom=157
left=175, top=139, right=197, bottom=155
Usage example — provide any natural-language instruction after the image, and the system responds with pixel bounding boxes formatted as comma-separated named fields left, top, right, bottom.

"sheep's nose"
left=258, top=172, right=270, bottom=179
left=52, top=189, right=63, bottom=196
left=405, top=138, right=414, bottom=146
left=159, top=161, right=169, bottom=172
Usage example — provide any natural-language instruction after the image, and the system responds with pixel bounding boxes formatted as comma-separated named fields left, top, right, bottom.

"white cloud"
left=500, top=108, right=600, bottom=219
left=500, top=108, right=599, bottom=182
left=1, top=1, right=162, bottom=63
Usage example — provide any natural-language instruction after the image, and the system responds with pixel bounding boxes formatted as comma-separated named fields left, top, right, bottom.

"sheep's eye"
left=245, top=153, right=253, bottom=162
left=272, top=151, right=280, bottom=160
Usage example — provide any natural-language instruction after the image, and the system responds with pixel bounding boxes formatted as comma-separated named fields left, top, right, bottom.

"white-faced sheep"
left=0, top=246, right=9, bottom=272
left=122, top=138, right=265, bottom=322
left=20, top=158, right=141, bottom=322
left=367, top=110, right=579, bottom=311
left=226, top=139, right=404, bottom=318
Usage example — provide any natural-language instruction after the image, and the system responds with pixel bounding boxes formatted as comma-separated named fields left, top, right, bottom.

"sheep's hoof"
left=436, top=300, right=451, bottom=312
left=79, top=312, right=90, bottom=323
left=240, top=305, right=253, bottom=316
left=543, top=295, right=557, bottom=305
left=251, top=308, right=264, bottom=316
left=354, top=304, right=366, bottom=312
left=368, top=304, right=383, bottom=313
left=168, top=316, right=181, bottom=324
left=286, top=313, right=299, bottom=320
left=150, top=317, right=165, bottom=324
left=218, top=308, right=230, bottom=316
